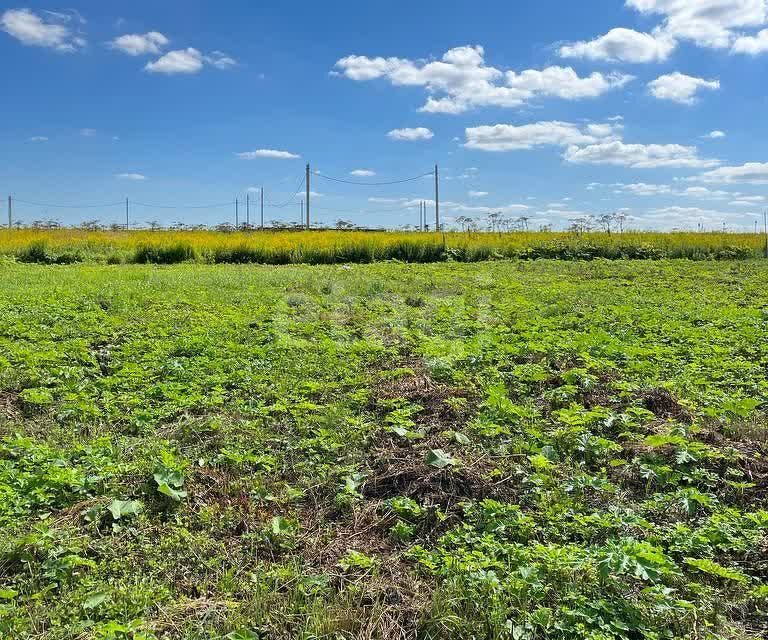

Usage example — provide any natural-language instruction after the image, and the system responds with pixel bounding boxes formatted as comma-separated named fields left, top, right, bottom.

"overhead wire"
left=265, top=175, right=306, bottom=209
left=310, top=170, right=433, bottom=186
left=13, top=198, right=124, bottom=209
left=132, top=201, right=233, bottom=210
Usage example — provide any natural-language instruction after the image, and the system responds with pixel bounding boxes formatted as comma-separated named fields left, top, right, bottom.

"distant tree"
left=147, top=220, right=162, bottom=231
left=598, top=213, right=615, bottom=234
left=80, top=219, right=102, bottom=231
left=487, top=211, right=503, bottom=233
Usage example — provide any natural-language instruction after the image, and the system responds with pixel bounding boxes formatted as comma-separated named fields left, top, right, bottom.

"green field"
left=1, top=260, right=767, bottom=639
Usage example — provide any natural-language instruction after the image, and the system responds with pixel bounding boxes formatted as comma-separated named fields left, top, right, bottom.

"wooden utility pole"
left=125, top=198, right=129, bottom=230
left=305, top=163, right=310, bottom=229
left=764, top=210, right=768, bottom=258
left=7, top=195, right=11, bottom=229
left=434, top=165, right=439, bottom=232
left=260, top=187, right=264, bottom=229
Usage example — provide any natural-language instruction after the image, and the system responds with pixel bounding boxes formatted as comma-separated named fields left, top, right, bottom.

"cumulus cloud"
left=688, top=162, right=768, bottom=184
left=1, top=8, right=85, bottom=52
left=559, top=27, right=676, bottom=62
left=627, top=0, right=768, bottom=49
left=561, top=1, right=768, bottom=69
left=731, top=28, right=768, bottom=53
left=115, top=173, right=147, bottom=181
left=236, top=149, right=300, bottom=160
left=350, top=169, right=376, bottom=177
left=333, top=45, right=632, bottom=114
left=387, top=127, right=434, bottom=141
left=616, top=183, right=733, bottom=199
left=704, top=130, right=727, bottom=139
left=617, top=183, right=674, bottom=196
left=145, top=48, right=237, bottom=74
left=207, top=50, right=237, bottom=69
left=648, top=72, right=720, bottom=104
left=563, top=141, right=720, bottom=169
left=110, top=31, right=168, bottom=56
left=145, top=48, right=203, bottom=74
left=464, top=120, right=622, bottom=152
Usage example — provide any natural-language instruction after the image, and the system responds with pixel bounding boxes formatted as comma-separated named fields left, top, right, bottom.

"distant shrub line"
left=7, top=234, right=761, bottom=265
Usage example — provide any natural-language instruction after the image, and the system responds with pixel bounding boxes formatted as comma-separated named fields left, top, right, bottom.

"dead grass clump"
left=639, top=387, right=693, bottom=423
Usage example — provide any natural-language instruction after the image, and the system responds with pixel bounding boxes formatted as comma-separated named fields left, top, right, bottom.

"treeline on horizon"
left=1, top=228, right=766, bottom=265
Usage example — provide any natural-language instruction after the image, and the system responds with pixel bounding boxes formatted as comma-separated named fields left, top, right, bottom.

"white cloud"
left=145, top=48, right=204, bottom=74
left=110, top=31, right=168, bottom=56
left=464, top=120, right=621, bottom=152
left=144, top=47, right=237, bottom=73
left=679, top=186, right=732, bottom=199
left=387, top=127, right=434, bottom=141
left=728, top=194, right=765, bottom=202
left=626, top=0, right=768, bottom=49
left=334, top=45, right=632, bottom=114
left=80, top=128, right=96, bottom=137
left=616, top=183, right=733, bottom=199
left=115, top=173, right=147, bottom=181
left=689, top=162, right=768, bottom=184
left=28, top=136, right=48, bottom=142
left=564, top=141, right=720, bottom=169
left=732, top=28, right=768, bottom=53
left=468, top=190, right=489, bottom=197
left=646, top=206, right=732, bottom=222
left=704, top=130, right=727, bottom=139
left=559, top=27, right=676, bottom=62
left=648, top=72, right=720, bottom=104
left=1, top=8, right=85, bottom=52
left=350, top=169, right=376, bottom=177
left=236, top=149, right=300, bottom=160
left=206, top=50, right=237, bottom=69
left=618, top=182, right=674, bottom=196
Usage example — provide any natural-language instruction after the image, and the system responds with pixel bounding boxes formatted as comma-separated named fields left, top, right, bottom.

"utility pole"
left=764, top=210, right=768, bottom=258
left=419, top=201, right=423, bottom=231
left=305, top=163, right=310, bottom=230
left=260, top=187, right=264, bottom=229
left=7, top=195, right=11, bottom=229
left=125, top=197, right=129, bottom=231
left=246, top=193, right=250, bottom=227
left=300, top=199, right=304, bottom=228
left=235, top=197, right=239, bottom=229
left=434, top=164, right=439, bottom=232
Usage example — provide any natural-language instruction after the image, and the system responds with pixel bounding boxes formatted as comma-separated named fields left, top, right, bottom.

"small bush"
left=132, top=243, right=195, bottom=264
left=17, top=242, right=52, bottom=264
left=17, top=242, right=82, bottom=264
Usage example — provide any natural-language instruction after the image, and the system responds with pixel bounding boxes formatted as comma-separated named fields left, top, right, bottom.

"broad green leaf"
left=426, top=449, right=456, bottom=469
left=107, top=499, right=143, bottom=520
left=82, top=591, right=109, bottom=610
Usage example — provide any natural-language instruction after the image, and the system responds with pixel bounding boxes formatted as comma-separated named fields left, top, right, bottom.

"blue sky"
left=2, top=0, right=768, bottom=230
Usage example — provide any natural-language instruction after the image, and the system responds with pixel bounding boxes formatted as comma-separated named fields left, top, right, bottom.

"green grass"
left=1, top=260, right=767, bottom=639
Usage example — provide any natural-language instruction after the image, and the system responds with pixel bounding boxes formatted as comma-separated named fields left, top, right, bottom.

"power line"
left=132, top=201, right=233, bottom=210
left=265, top=175, right=306, bottom=209
left=310, top=170, right=434, bottom=186
left=14, top=198, right=124, bottom=209
left=311, top=202, right=417, bottom=214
